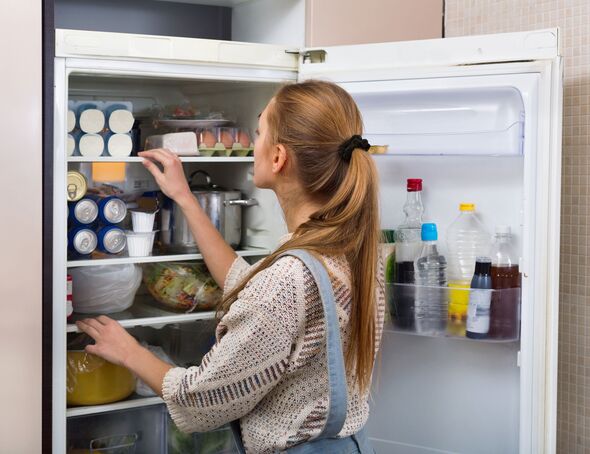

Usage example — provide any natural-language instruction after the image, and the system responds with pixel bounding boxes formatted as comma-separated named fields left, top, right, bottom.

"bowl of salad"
left=142, top=262, right=222, bottom=312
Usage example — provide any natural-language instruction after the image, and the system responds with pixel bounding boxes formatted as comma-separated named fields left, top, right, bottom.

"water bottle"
left=414, top=223, right=447, bottom=334
left=392, top=178, right=424, bottom=329
left=446, top=203, right=490, bottom=335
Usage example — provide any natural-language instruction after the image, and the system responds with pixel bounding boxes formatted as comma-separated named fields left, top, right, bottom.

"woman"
left=77, top=80, right=385, bottom=453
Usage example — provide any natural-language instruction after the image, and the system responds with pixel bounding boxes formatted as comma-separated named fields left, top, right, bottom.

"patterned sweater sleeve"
left=162, top=256, right=306, bottom=433
left=222, top=256, right=253, bottom=297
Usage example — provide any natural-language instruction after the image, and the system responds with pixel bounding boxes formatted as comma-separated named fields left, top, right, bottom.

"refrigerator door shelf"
left=386, top=283, right=521, bottom=343
left=364, top=120, right=523, bottom=156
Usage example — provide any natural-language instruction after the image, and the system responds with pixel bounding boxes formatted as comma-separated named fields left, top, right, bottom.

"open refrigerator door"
left=297, top=29, right=562, bottom=454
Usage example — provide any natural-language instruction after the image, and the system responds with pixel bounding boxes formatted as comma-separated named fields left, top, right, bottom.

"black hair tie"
left=338, top=135, right=371, bottom=162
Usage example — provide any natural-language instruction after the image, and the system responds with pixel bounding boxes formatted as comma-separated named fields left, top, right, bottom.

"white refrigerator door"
left=298, top=29, right=562, bottom=454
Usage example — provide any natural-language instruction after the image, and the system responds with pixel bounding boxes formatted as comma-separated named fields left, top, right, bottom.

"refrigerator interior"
left=343, top=75, right=536, bottom=454
left=67, top=73, right=290, bottom=250
left=62, top=66, right=540, bottom=453
left=63, top=73, right=291, bottom=451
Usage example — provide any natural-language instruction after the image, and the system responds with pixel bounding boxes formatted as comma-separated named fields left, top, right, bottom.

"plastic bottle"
left=466, top=257, right=493, bottom=339
left=414, top=223, right=447, bottom=334
left=488, top=225, right=521, bottom=340
left=446, top=203, right=490, bottom=336
left=392, top=179, right=424, bottom=329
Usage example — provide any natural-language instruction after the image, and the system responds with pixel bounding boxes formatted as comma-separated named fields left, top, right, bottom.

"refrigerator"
left=52, top=27, right=562, bottom=453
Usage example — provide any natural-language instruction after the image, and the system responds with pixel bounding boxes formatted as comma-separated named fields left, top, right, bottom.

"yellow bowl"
left=67, top=351, right=135, bottom=406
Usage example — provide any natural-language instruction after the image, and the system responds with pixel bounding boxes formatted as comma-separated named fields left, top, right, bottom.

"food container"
left=66, top=351, right=135, bottom=406
left=70, top=264, right=142, bottom=314
left=160, top=170, right=257, bottom=252
left=142, top=262, right=222, bottom=312
left=125, top=231, right=156, bottom=257
left=130, top=209, right=157, bottom=233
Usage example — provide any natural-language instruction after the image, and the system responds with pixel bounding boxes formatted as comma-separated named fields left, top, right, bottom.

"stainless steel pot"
left=160, top=170, right=257, bottom=252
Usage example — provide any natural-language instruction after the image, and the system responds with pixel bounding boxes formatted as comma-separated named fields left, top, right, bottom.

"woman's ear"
left=272, top=144, right=288, bottom=174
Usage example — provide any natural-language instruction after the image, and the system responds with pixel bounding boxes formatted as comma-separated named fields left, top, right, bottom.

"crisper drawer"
left=168, top=421, right=239, bottom=454
left=67, top=405, right=167, bottom=453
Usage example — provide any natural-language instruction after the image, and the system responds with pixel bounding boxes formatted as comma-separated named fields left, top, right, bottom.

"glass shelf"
left=67, top=246, right=270, bottom=268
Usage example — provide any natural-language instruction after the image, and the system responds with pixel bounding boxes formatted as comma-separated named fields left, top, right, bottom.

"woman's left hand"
left=76, top=316, right=140, bottom=368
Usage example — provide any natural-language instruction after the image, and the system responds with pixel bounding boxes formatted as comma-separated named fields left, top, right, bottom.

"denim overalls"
left=231, top=249, right=374, bottom=454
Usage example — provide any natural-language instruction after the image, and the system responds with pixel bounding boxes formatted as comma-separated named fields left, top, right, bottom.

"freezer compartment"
left=67, top=405, right=167, bottom=453
left=386, top=283, right=521, bottom=342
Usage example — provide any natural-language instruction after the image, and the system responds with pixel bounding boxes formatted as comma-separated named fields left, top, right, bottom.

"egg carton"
left=198, top=143, right=254, bottom=157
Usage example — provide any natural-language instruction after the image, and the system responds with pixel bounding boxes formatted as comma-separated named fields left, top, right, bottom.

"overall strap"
left=230, top=249, right=348, bottom=453
left=276, top=249, right=348, bottom=439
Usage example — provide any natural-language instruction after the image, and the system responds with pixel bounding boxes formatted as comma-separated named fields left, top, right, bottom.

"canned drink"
left=69, top=198, right=99, bottom=225
left=66, top=275, right=73, bottom=320
left=92, top=196, right=128, bottom=224
left=67, top=171, right=88, bottom=202
left=68, top=227, right=97, bottom=255
left=97, top=225, right=127, bottom=254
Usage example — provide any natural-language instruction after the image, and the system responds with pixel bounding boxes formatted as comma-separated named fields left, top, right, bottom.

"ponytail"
left=218, top=80, right=380, bottom=393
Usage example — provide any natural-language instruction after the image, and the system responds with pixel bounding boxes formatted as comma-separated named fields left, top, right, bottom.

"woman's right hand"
left=139, top=149, right=194, bottom=207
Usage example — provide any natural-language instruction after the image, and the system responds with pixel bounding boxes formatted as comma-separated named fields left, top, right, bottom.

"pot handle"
left=188, top=170, right=212, bottom=188
left=225, top=198, right=259, bottom=207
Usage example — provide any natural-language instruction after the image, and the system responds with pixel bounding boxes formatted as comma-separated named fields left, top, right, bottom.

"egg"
left=219, top=130, right=234, bottom=148
left=236, top=130, right=251, bottom=147
left=199, top=130, right=216, bottom=148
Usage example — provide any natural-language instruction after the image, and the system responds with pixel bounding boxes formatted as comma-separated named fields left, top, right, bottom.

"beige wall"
left=306, top=0, right=443, bottom=46
left=0, top=0, right=43, bottom=452
left=446, top=1, right=589, bottom=452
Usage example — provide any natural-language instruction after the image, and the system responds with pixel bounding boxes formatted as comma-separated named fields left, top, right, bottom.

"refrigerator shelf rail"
left=66, top=306, right=216, bottom=333
left=67, top=156, right=255, bottom=163
left=67, top=246, right=271, bottom=268
left=66, top=394, right=164, bottom=418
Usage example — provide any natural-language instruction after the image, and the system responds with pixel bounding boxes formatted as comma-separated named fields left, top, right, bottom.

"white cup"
left=130, top=210, right=157, bottom=233
left=126, top=231, right=156, bottom=257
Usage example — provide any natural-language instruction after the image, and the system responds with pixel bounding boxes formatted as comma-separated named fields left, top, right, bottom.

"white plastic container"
left=126, top=231, right=156, bottom=257
left=67, top=134, right=76, bottom=156
left=105, top=132, right=133, bottom=157
left=78, top=104, right=105, bottom=134
left=67, top=110, right=76, bottom=133
left=130, top=210, right=157, bottom=233
left=105, top=103, right=135, bottom=133
left=78, top=133, right=104, bottom=157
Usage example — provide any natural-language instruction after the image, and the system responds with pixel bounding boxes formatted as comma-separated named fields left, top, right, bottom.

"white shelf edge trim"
left=66, top=396, right=164, bottom=418
left=66, top=310, right=216, bottom=333
left=67, top=156, right=254, bottom=163
left=67, top=247, right=271, bottom=268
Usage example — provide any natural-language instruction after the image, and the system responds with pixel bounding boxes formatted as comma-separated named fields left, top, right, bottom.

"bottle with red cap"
left=391, top=178, right=424, bottom=330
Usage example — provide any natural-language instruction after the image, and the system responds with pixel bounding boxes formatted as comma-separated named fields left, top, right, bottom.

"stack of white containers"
left=67, top=101, right=135, bottom=157
left=126, top=210, right=158, bottom=257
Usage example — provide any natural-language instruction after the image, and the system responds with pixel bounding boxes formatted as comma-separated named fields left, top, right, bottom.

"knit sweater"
left=162, top=235, right=385, bottom=453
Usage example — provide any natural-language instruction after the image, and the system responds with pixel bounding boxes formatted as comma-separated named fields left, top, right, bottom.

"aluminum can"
left=67, top=171, right=88, bottom=202
left=90, top=196, right=127, bottom=224
left=69, top=198, right=99, bottom=225
left=68, top=227, right=97, bottom=255
left=96, top=225, right=127, bottom=254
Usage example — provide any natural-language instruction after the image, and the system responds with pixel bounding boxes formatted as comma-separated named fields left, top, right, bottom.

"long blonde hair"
left=219, top=80, right=380, bottom=393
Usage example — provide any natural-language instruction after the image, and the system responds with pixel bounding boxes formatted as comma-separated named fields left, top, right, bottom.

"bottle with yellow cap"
left=446, top=203, right=490, bottom=336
